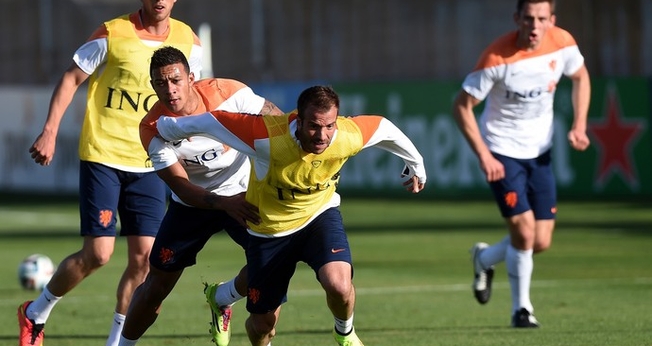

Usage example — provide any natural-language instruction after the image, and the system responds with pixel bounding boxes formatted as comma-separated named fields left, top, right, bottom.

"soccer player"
left=21, top=1, right=202, bottom=346
left=117, top=46, right=283, bottom=346
left=155, top=85, right=427, bottom=346
left=452, top=0, right=590, bottom=327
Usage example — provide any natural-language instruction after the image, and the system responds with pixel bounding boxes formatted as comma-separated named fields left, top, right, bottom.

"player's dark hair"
left=296, top=85, right=340, bottom=119
left=150, top=46, right=190, bottom=77
left=516, top=0, right=555, bottom=14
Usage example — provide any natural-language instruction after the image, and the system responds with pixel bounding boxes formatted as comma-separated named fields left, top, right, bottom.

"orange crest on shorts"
left=504, top=192, right=518, bottom=208
left=248, top=288, right=261, bottom=304
left=159, top=247, right=174, bottom=264
left=99, top=209, right=113, bottom=228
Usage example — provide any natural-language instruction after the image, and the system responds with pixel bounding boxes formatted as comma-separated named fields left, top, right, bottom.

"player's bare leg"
left=245, top=309, right=280, bottom=346
left=533, top=219, right=555, bottom=254
left=121, top=266, right=183, bottom=340
left=319, top=262, right=363, bottom=345
left=115, top=235, right=154, bottom=314
left=47, top=236, right=115, bottom=295
left=106, top=235, right=154, bottom=345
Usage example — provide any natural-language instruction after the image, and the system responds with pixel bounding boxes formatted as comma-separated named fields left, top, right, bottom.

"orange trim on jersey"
left=140, top=79, right=250, bottom=150
left=195, top=79, right=247, bottom=110
left=474, top=26, right=577, bottom=71
left=209, top=110, right=271, bottom=150
left=349, top=115, right=383, bottom=145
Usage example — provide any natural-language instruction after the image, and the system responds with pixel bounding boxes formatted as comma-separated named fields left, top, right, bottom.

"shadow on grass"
left=0, top=325, right=518, bottom=342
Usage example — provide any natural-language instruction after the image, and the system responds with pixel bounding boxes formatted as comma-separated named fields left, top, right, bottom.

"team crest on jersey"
left=549, top=59, right=557, bottom=71
left=312, top=160, right=322, bottom=168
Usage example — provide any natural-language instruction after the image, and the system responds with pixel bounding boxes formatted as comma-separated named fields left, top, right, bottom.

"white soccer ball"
left=18, top=254, right=55, bottom=291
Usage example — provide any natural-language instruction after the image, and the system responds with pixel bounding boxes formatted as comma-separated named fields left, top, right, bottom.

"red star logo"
left=588, top=87, right=646, bottom=190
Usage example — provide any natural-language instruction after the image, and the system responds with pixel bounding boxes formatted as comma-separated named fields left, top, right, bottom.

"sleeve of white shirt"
left=157, top=113, right=259, bottom=159
left=147, top=136, right=179, bottom=171
left=562, top=45, right=585, bottom=76
left=188, top=44, right=203, bottom=78
left=72, top=38, right=108, bottom=75
left=216, top=87, right=266, bottom=113
left=462, top=64, right=502, bottom=102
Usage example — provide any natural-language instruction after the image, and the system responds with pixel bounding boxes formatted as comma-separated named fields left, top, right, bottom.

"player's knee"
left=534, top=239, right=552, bottom=253
left=247, top=314, right=276, bottom=337
left=79, top=248, right=112, bottom=268
left=323, top=281, right=353, bottom=304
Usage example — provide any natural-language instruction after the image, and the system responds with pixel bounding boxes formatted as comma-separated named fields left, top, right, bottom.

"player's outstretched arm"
left=29, top=64, right=89, bottom=166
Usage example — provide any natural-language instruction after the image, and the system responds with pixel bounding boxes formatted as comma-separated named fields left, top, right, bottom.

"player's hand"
left=568, top=129, right=590, bottom=151
left=28, top=132, right=56, bottom=166
left=479, top=155, right=504, bottom=182
left=220, top=193, right=261, bottom=227
left=402, top=175, right=425, bottom=193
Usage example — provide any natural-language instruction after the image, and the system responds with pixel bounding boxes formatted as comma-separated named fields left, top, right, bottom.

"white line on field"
left=2, top=277, right=651, bottom=306
left=0, top=209, right=76, bottom=226
left=290, top=276, right=652, bottom=296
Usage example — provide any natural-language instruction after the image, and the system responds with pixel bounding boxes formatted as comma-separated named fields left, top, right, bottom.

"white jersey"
left=140, top=79, right=265, bottom=206
left=462, top=26, right=584, bottom=159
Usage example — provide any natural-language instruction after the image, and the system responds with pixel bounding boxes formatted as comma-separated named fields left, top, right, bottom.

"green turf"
left=1, top=198, right=651, bottom=345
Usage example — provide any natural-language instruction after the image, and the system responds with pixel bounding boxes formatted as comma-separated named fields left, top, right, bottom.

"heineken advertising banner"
left=323, top=78, right=651, bottom=198
left=0, top=78, right=650, bottom=198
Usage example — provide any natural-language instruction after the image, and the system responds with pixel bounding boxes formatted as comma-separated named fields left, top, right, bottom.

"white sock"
left=27, top=286, right=61, bottom=324
left=105, top=312, right=125, bottom=346
left=334, top=314, right=354, bottom=335
left=214, top=278, right=244, bottom=307
left=117, top=335, right=138, bottom=346
left=506, top=245, right=534, bottom=313
left=480, top=235, right=509, bottom=268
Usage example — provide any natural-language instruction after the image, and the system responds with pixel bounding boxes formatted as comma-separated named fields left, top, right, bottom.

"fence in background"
left=1, top=0, right=651, bottom=85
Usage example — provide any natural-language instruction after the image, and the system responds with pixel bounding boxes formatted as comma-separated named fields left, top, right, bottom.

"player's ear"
left=550, top=14, right=556, bottom=27
left=189, top=72, right=195, bottom=84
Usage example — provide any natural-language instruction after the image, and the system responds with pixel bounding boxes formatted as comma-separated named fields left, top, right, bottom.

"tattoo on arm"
left=261, top=100, right=284, bottom=115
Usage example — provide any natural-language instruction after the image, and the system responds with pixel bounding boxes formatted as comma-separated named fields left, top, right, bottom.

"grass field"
left=1, top=197, right=651, bottom=346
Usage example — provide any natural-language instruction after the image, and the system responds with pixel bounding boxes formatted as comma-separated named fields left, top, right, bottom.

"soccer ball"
left=18, top=254, right=55, bottom=291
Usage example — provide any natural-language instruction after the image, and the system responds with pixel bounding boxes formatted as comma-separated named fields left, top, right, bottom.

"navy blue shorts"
left=150, top=200, right=248, bottom=272
left=246, top=207, right=352, bottom=314
left=488, top=151, right=557, bottom=220
left=78, top=161, right=166, bottom=237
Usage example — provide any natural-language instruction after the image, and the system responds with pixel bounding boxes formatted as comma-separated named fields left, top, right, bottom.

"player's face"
left=150, top=63, right=195, bottom=114
left=514, top=2, right=556, bottom=50
left=141, top=0, right=177, bottom=22
left=296, top=105, right=338, bottom=154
